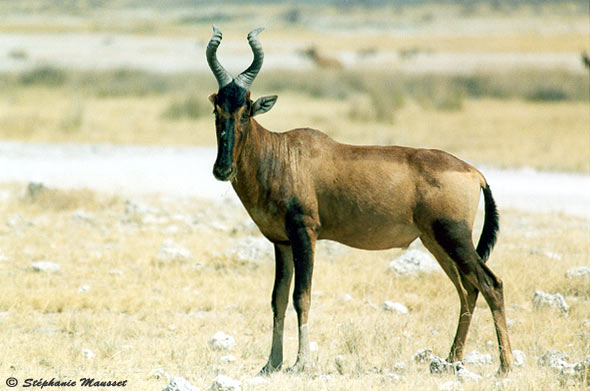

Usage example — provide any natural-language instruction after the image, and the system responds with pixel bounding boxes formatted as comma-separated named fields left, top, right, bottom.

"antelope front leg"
left=287, top=221, right=317, bottom=373
left=260, top=244, right=293, bottom=375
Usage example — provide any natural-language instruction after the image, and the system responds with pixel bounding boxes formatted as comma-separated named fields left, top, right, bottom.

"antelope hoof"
left=286, top=359, right=313, bottom=373
left=496, top=364, right=512, bottom=377
left=259, top=361, right=281, bottom=376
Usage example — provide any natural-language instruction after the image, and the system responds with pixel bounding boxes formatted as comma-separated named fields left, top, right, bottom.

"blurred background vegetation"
left=0, top=0, right=588, bottom=172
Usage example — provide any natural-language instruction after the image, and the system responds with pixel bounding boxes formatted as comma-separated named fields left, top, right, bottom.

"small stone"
left=341, top=293, right=353, bottom=302
left=532, top=290, right=569, bottom=314
left=210, top=374, right=241, bottom=391
left=565, top=266, right=590, bottom=279
left=513, top=350, right=526, bottom=367
left=393, top=362, right=406, bottom=373
left=219, top=355, right=236, bottom=363
left=413, top=348, right=433, bottom=363
left=156, top=241, right=193, bottom=263
left=430, top=356, right=454, bottom=374
left=388, top=249, right=440, bottom=275
left=463, top=350, right=492, bottom=366
left=162, top=376, right=198, bottom=391
left=226, top=237, right=272, bottom=263
left=208, top=331, right=236, bottom=352
left=538, top=350, right=572, bottom=372
left=310, top=341, right=318, bottom=353
left=82, top=349, right=95, bottom=359
left=149, top=368, right=170, bottom=381
left=456, top=366, right=482, bottom=382
left=385, top=372, right=401, bottom=382
left=77, top=285, right=91, bottom=294
left=164, top=225, right=180, bottom=235
left=31, top=261, right=60, bottom=273
left=382, top=301, right=409, bottom=314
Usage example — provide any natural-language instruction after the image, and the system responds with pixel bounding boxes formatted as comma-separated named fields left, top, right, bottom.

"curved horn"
left=206, top=25, right=233, bottom=89
left=234, top=27, right=265, bottom=90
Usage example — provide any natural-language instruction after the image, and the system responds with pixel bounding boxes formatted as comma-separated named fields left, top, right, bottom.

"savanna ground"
left=0, top=1, right=589, bottom=390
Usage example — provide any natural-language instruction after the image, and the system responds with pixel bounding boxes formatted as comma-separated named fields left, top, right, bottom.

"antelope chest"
left=245, top=202, right=289, bottom=243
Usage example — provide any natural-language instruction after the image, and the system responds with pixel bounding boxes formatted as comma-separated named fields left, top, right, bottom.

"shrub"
left=162, top=94, right=211, bottom=120
left=19, top=66, right=67, bottom=86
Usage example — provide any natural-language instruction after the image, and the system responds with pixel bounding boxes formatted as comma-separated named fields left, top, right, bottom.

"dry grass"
left=0, top=184, right=588, bottom=390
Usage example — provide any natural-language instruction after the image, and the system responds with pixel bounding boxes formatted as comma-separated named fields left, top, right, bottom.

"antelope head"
left=206, top=25, right=277, bottom=181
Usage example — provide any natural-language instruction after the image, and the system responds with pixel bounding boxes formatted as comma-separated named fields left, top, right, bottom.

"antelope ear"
left=208, top=93, right=217, bottom=105
left=252, top=95, right=277, bottom=116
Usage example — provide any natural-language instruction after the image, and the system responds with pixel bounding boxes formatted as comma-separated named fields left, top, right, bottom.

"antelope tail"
left=476, top=183, right=499, bottom=263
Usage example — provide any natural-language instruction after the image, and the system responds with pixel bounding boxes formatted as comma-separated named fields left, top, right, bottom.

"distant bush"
left=162, top=94, right=211, bottom=120
left=19, top=66, right=67, bottom=86
left=526, top=87, right=569, bottom=102
left=82, top=68, right=172, bottom=97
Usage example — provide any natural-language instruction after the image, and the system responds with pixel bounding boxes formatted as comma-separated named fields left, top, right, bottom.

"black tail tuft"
left=476, top=183, right=499, bottom=262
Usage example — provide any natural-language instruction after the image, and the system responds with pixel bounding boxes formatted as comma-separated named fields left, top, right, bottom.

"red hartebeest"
left=206, top=26, right=513, bottom=375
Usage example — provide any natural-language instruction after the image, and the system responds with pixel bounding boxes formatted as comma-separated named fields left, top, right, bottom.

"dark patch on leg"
left=285, top=197, right=315, bottom=318
left=432, top=218, right=479, bottom=276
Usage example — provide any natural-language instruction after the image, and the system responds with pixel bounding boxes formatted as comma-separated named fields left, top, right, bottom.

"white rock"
left=149, top=368, right=170, bottom=381
left=31, top=261, right=60, bottom=273
left=385, top=372, right=401, bottom=382
left=463, top=350, right=493, bottom=366
left=513, top=350, right=526, bottom=367
left=341, top=293, right=353, bottom=302
left=226, top=237, right=272, bottom=263
left=73, top=209, right=95, bottom=223
left=156, top=242, right=193, bottom=263
left=210, top=375, right=241, bottom=391
left=413, top=348, right=434, bottom=363
left=438, top=380, right=463, bottom=391
left=430, top=355, right=454, bottom=374
left=219, top=354, right=236, bottom=363
left=82, top=349, right=95, bottom=359
left=388, top=249, right=439, bottom=276
left=565, top=266, right=590, bottom=279
left=208, top=331, right=236, bottom=352
left=108, top=269, right=123, bottom=275
left=0, top=253, right=9, bottom=262
left=393, top=362, right=406, bottom=372
left=532, top=290, right=569, bottom=314
left=456, top=366, right=482, bottom=382
left=538, top=350, right=573, bottom=372
left=162, top=376, right=199, bottom=391
left=164, top=225, right=180, bottom=235
left=77, top=285, right=91, bottom=294
left=310, top=341, right=318, bottom=353
left=382, top=301, right=409, bottom=314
